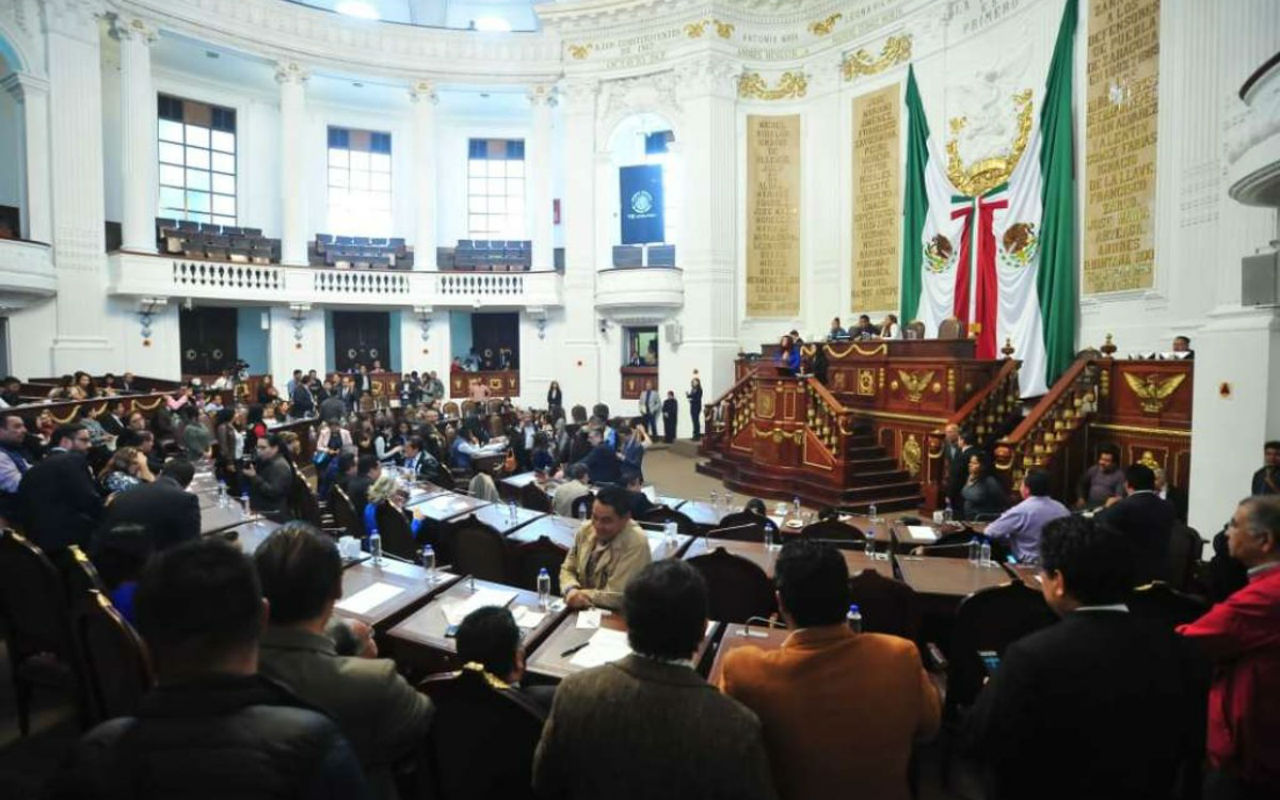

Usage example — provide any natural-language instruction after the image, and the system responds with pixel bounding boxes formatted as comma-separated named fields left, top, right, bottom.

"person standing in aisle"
left=687, top=377, right=703, bottom=440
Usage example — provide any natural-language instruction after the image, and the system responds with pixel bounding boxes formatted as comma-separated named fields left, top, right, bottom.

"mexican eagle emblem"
left=999, top=222, right=1039, bottom=268
left=924, top=234, right=955, bottom=274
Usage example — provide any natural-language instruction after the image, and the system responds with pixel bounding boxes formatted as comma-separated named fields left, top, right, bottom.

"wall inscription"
left=1083, top=0, right=1161, bottom=294
left=852, top=84, right=902, bottom=312
left=746, top=114, right=802, bottom=317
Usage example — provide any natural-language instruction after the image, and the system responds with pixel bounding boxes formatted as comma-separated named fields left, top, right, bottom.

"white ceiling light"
left=335, top=1, right=380, bottom=20
left=473, top=16, right=512, bottom=33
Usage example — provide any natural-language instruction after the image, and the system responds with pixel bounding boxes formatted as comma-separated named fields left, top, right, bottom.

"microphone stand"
left=736, top=615, right=785, bottom=638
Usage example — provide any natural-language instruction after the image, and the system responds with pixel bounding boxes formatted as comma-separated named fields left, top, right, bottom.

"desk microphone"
left=737, top=616, right=784, bottom=638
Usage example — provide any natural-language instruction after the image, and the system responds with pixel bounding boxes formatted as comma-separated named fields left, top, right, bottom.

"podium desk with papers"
left=335, top=559, right=461, bottom=631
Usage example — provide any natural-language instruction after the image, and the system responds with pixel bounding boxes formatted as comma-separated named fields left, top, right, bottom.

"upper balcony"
left=0, top=238, right=57, bottom=309
left=107, top=252, right=563, bottom=310
left=595, top=265, right=683, bottom=324
left=1228, top=52, right=1280, bottom=208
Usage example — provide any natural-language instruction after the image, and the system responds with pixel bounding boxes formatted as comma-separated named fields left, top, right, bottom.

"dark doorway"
left=333, top=311, right=390, bottom=371
left=470, top=311, right=519, bottom=369
left=179, top=306, right=237, bottom=375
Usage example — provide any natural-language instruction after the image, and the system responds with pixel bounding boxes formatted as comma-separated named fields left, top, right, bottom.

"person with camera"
left=240, top=433, right=293, bottom=522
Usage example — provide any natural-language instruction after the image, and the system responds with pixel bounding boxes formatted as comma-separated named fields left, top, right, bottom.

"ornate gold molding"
left=809, top=13, right=842, bottom=36
left=567, top=43, right=592, bottom=60
left=1121, top=372, right=1187, bottom=414
left=1089, top=423, right=1191, bottom=439
left=841, top=34, right=912, bottom=81
left=753, top=423, right=804, bottom=444
left=897, top=369, right=936, bottom=403
left=946, top=89, right=1034, bottom=197
left=685, top=19, right=734, bottom=39
left=738, top=71, right=808, bottom=100
left=822, top=341, right=888, bottom=358
left=901, top=433, right=923, bottom=477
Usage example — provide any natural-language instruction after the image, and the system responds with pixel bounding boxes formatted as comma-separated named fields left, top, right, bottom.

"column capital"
left=1, top=72, right=51, bottom=103
left=274, top=61, right=310, bottom=86
left=109, top=14, right=159, bottom=45
left=409, top=80, right=438, bottom=104
left=560, top=78, right=600, bottom=109
left=527, top=84, right=558, bottom=108
left=675, top=56, right=740, bottom=100
left=39, top=0, right=104, bottom=42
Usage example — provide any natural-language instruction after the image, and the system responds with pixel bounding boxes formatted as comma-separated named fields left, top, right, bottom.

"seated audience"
left=402, top=435, right=441, bottom=482
left=90, top=522, right=154, bottom=624
left=533, top=560, right=775, bottom=800
left=850, top=314, right=880, bottom=338
left=964, top=516, right=1205, bottom=800
left=983, top=467, right=1069, bottom=563
left=1251, top=440, right=1279, bottom=496
left=51, top=538, right=367, bottom=797
left=98, top=446, right=154, bottom=495
left=552, top=464, right=592, bottom=517
left=531, top=431, right=557, bottom=473
left=720, top=540, right=940, bottom=800
left=468, top=469, right=501, bottom=503
left=1076, top=443, right=1125, bottom=509
left=575, top=429, right=622, bottom=486
left=364, top=473, right=422, bottom=539
left=1171, top=335, right=1195, bottom=359
left=254, top=523, right=433, bottom=798
left=960, top=452, right=1006, bottom=520
left=1095, top=463, right=1177, bottom=584
left=346, top=454, right=380, bottom=515
left=17, top=423, right=103, bottom=554
left=827, top=317, right=847, bottom=340
left=559, top=485, right=652, bottom=611
left=1153, top=466, right=1189, bottom=522
left=241, top=432, right=294, bottom=522
left=97, top=458, right=200, bottom=552
left=0, top=414, right=31, bottom=526
left=625, top=472, right=657, bottom=518
left=1178, top=496, right=1280, bottom=799
left=0, top=375, right=22, bottom=408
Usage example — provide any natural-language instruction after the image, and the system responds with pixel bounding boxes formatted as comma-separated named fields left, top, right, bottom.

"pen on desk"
left=560, top=641, right=589, bottom=658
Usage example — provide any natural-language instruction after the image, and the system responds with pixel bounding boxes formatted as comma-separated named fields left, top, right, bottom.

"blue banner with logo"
left=620, top=164, right=664, bottom=245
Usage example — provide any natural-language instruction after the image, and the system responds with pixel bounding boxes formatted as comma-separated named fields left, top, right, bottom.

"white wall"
left=0, top=86, right=22, bottom=211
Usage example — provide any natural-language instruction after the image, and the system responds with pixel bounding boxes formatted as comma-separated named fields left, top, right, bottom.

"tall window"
left=327, top=127, right=392, bottom=236
left=467, top=138, right=525, bottom=239
left=157, top=95, right=237, bottom=225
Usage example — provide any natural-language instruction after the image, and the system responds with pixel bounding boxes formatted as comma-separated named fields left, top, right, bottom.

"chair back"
left=685, top=548, right=776, bottom=623
left=1166, top=524, right=1203, bottom=591
left=518, top=482, right=552, bottom=513
left=64, top=545, right=107, bottom=609
left=290, top=474, right=323, bottom=526
left=917, top=529, right=974, bottom=558
left=450, top=517, right=508, bottom=583
left=637, top=505, right=696, bottom=534
left=938, top=317, right=964, bottom=339
left=0, top=529, right=75, bottom=659
left=436, top=463, right=456, bottom=491
left=1127, top=581, right=1209, bottom=629
left=570, top=492, right=595, bottom=520
left=511, top=537, right=568, bottom=594
left=374, top=502, right=420, bottom=561
left=707, top=523, right=768, bottom=543
left=949, top=582, right=1056, bottom=708
left=848, top=568, right=921, bottom=640
left=801, top=519, right=866, bottom=550
left=328, top=485, right=365, bottom=538
left=718, top=510, right=772, bottom=531
left=77, top=590, right=153, bottom=722
left=905, top=320, right=927, bottom=340
left=442, top=401, right=460, bottom=417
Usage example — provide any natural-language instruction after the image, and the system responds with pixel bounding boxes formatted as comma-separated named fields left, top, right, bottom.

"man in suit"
left=346, top=454, right=380, bottom=516
left=240, top=433, right=294, bottom=522
left=965, top=516, right=1205, bottom=800
left=1153, top=466, right=1189, bottom=523
left=0, top=414, right=31, bottom=527
left=18, top=423, right=103, bottom=554
left=639, top=387, right=660, bottom=437
left=720, top=540, right=940, bottom=800
left=559, top=486, right=652, bottom=611
left=534, top=560, right=776, bottom=800
left=97, top=459, right=200, bottom=552
left=575, top=429, right=621, bottom=486
left=99, top=400, right=129, bottom=438
left=402, top=435, right=441, bottom=482
left=1095, top=463, right=1177, bottom=583
left=1251, top=440, right=1280, bottom=496
left=945, top=426, right=979, bottom=517
left=552, top=464, right=592, bottom=518
left=456, top=605, right=555, bottom=715
left=289, top=375, right=316, bottom=420
left=661, top=391, right=678, bottom=444
left=255, top=523, right=433, bottom=799
left=1172, top=334, right=1195, bottom=359
left=1179, top=496, right=1280, bottom=799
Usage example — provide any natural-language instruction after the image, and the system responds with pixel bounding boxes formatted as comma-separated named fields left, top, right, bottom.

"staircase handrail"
left=1000, top=352, right=1098, bottom=447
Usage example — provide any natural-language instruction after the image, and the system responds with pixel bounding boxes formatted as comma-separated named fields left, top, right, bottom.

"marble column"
left=558, top=78, right=600, bottom=408
left=112, top=16, right=159, bottom=253
left=527, top=84, right=556, bottom=270
left=276, top=61, right=309, bottom=266
left=410, top=80, right=437, bottom=270
left=0, top=72, right=51, bottom=243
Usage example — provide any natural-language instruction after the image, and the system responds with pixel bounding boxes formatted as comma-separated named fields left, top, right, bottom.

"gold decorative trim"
left=567, top=43, right=592, bottom=60
left=1089, top=423, right=1191, bottom=439
left=809, top=13, right=842, bottom=36
left=841, top=34, right=912, bottom=81
left=901, top=433, right=922, bottom=477
left=714, top=20, right=735, bottom=38
left=896, top=369, right=936, bottom=403
left=823, top=341, right=887, bottom=358
left=1121, top=372, right=1187, bottom=414
left=739, top=71, right=808, bottom=101
left=753, top=423, right=804, bottom=444
left=685, top=20, right=707, bottom=38
left=685, top=19, right=734, bottom=39
left=946, top=89, right=1034, bottom=197
left=854, top=409, right=947, bottom=425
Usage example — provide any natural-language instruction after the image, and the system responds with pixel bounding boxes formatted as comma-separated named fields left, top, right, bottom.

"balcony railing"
left=0, top=238, right=57, bottom=308
left=108, top=252, right=563, bottom=308
left=595, top=265, right=684, bottom=323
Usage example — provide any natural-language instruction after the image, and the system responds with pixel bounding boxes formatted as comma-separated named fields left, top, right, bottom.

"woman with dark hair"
left=775, top=335, right=801, bottom=374
left=48, top=374, right=75, bottom=400
left=962, top=452, right=1007, bottom=521
left=99, top=446, right=154, bottom=495
left=257, top=374, right=278, bottom=405
left=686, top=377, right=704, bottom=440
left=547, top=380, right=563, bottom=413
left=214, top=406, right=243, bottom=489
left=100, top=373, right=119, bottom=396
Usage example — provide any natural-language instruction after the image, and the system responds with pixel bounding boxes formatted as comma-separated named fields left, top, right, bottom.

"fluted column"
left=558, top=78, right=600, bottom=408
left=276, top=61, right=309, bottom=266
left=410, top=80, right=438, bottom=270
left=527, top=84, right=556, bottom=270
left=1, top=72, right=51, bottom=243
left=112, top=15, right=158, bottom=252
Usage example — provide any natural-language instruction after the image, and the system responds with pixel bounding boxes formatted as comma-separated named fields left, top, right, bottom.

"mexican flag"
left=899, top=0, right=1077, bottom=398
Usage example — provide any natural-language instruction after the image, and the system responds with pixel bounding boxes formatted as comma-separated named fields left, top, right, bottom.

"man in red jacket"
left=1179, top=495, right=1280, bottom=799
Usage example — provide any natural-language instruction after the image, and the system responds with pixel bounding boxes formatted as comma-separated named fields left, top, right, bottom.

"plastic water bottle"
left=420, top=543, right=436, bottom=581
left=239, top=490, right=250, bottom=514
left=763, top=521, right=775, bottom=550
left=792, top=496, right=801, bottom=516
left=507, top=499, right=518, bottom=524
left=866, top=519, right=877, bottom=558
left=537, top=567, right=551, bottom=609
left=943, top=497, right=954, bottom=523
left=216, top=481, right=228, bottom=508
left=980, top=539, right=992, bottom=567
left=868, top=503, right=878, bottom=522
left=709, top=490, right=719, bottom=512
left=968, top=538, right=981, bottom=564
left=846, top=604, right=863, bottom=633
left=664, top=521, right=678, bottom=547
left=370, top=529, right=383, bottom=565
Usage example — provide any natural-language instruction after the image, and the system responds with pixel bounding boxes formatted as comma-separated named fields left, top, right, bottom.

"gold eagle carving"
left=1122, top=372, right=1186, bottom=414
left=897, top=370, right=935, bottom=403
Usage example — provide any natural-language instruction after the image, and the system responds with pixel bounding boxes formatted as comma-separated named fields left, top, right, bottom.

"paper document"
left=907, top=525, right=939, bottom=542
left=336, top=582, right=405, bottom=615
left=512, top=606, right=547, bottom=629
left=768, top=515, right=786, bottom=529
left=441, top=588, right=518, bottom=626
left=569, top=628, right=632, bottom=668
left=576, top=608, right=602, bottom=629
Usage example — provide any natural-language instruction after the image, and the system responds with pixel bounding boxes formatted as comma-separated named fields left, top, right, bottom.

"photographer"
left=240, top=433, right=293, bottom=522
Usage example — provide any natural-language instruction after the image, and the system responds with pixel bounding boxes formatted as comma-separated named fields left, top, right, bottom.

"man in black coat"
left=290, top=376, right=316, bottom=419
left=946, top=427, right=980, bottom=517
left=242, top=434, right=295, bottom=523
left=18, top=423, right=103, bottom=554
left=661, top=391, right=678, bottom=444
left=1094, top=463, right=1177, bottom=584
left=575, top=430, right=621, bottom=486
left=346, top=455, right=380, bottom=516
left=97, top=459, right=201, bottom=552
left=965, top=515, right=1205, bottom=800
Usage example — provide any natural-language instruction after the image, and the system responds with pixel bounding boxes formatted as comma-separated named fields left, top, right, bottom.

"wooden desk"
left=335, top=559, right=460, bottom=631
left=525, top=610, right=723, bottom=682
left=386, top=577, right=564, bottom=674
left=673, top=499, right=722, bottom=529
left=646, top=530, right=693, bottom=561
left=411, top=493, right=492, bottom=523
left=217, top=518, right=281, bottom=555
left=462, top=503, right=547, bottom=535
left=682, top=537, right=893, bottom=578
left=706, top=625, right=790, bottom=685
left=506, top=515, right=581, bottom=549
left=200, top=503, right=255, bottom=535
left=895, top=556, right=1013, bottom=598
left=1003, top=562, right=1041, bottom=586
left=405, top=482, right=451, bottom=507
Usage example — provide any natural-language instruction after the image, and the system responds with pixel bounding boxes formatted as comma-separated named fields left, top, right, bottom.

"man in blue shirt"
left=576, top=430, right=622, bottom=486
left=983, top=467, right=1069, bottom=564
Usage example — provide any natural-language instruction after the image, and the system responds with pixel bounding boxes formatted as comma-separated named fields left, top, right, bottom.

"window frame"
left=326, top=126, right=393, bottom=237
left=466, top=138, right=527, bottom=240
left=157, top=94, right=238, bottom=227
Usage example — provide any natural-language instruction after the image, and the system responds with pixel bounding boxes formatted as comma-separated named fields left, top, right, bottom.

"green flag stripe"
left=899, top=66, right=929, bottom=326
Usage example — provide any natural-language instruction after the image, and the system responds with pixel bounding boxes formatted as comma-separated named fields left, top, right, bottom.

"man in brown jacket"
left=720, top=540, right=941, bottom=800
left=559, top=485, right=652, bottom=610
left=534, top=560, right=777, bottom=800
